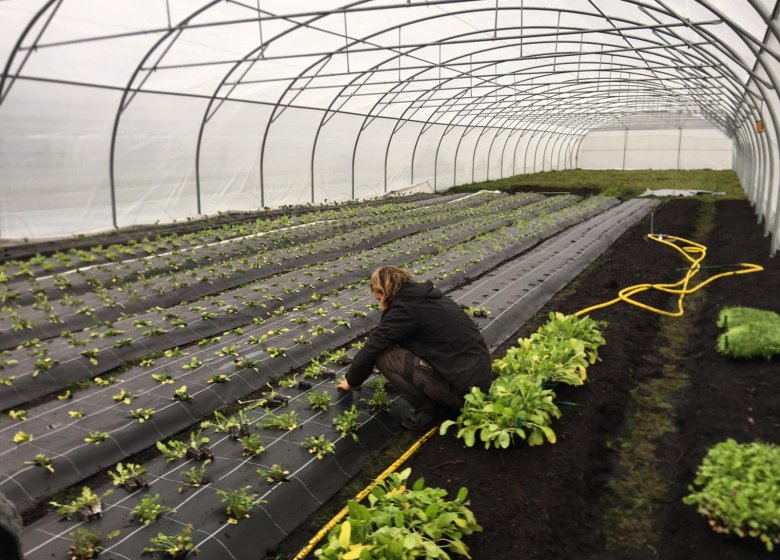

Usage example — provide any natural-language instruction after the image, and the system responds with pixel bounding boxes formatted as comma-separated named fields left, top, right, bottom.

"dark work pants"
left=376, top=346, right=463, bottom=413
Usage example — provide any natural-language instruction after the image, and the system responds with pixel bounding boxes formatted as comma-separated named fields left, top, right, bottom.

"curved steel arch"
left=644, top=5, right=780, bottom=225
left=0, top=0, right=62, bottom=104
left=107, top=1, right=223, bottom=228
left=357, top=30, right=747, bottom=181
left=5, top=0, right=780, bottom=241
left=253, top=2, right=768, bottom=204
left=192, top=0, right=376, bottom=210
left=417, top=38, right=738, bottom=187
left=261, top=5, right=728, bottom=202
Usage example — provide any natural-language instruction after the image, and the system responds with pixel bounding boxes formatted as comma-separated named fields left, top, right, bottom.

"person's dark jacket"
left=346, top=280, right=492, bottom=393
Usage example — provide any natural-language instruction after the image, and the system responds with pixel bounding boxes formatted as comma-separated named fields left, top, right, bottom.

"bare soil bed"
left=405, top=198, right=780, bottom=560
left=272, top=198, right=780, bottom=560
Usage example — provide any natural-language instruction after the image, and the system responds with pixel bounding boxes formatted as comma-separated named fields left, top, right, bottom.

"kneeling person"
left=337, top=266, right=492, bottom=431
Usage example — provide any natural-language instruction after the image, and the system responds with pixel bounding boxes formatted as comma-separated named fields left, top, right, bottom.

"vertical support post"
left=676, top=126, right=683, bottom=169
left=256, top=0, right=264, bottom=57
left=493, top=0, right=499, bottom=38
left=622, top=126, right=628, bottom=170
left=343, top=11, right=350, bottom=74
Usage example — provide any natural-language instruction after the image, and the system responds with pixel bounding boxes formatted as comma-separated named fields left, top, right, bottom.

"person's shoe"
left=400, top=409, right=438, bottom=432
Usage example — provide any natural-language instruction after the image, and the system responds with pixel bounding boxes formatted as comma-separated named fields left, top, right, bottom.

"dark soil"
left=406, top=198, right=780, bottom=560
left=270, top=198, right=780, bottom=560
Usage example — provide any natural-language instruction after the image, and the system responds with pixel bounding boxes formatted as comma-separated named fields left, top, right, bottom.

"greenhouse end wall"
left=578, top=128, right=733, bottom=170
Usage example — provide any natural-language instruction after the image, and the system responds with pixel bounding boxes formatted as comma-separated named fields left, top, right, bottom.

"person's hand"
left=337, top=379, right=353, bottom=392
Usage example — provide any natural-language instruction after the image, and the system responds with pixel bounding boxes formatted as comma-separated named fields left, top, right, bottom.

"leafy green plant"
left=303, top=360, right=325, bottom=378
left=493, top=312, right=606, bottom=386
left=360, top=386, right=391, bottom=412
left=304, top=435, right=336, bottom=459
left=94, top=375, right=116, bottom=386
left=716, top=306, right=780, bottom=359
left=25, top=453, right=54, bottom=473
left=156, top=440, right=189, bottom=463
left=270, top=374, right=294, bottom=389
left=50, top=486, right=112, bottom=521
left=68, top=527, right=102, bottom=560
left=241, top=433, right=265, bottom=456
left=216, top=486, right=266, bottom=524
left=186, top=432, right=214, bottom=461
left=443, top=312, right=604, bottom=449
left=216, top=344, right=240, bottom=357
left=131, top=494, right=172, bottom=525
left=173, top=385, right=193, bottom=402
left=323, top=348, right=348, bottom=365
left=463, top=305, right=491, bottom=318
left=201, top=410, right=244, bottom=439
left=81, top=348, right=100, bottom=365
left=260, top=410, right=299, bottom=431
left=333, top=404, right=361, bottom=441
left=266, top=346, right=288, bottom=358
left=13, top=430, right=32, bottom=444
left=247, top=333, right=269, bottom=345
left=8, top=409, right=26, bottom=421
left=33, top=355, right=57, bottom=377
left=68, top=409, right=85, bottom=419
left=683, top=439, right=780, bottom=551
left=182, top=357, right=202, bottom=370
left=258, top=464, right=290, bottom=484
left=293, top=334, right=310, bottom=345
left=308, top=391, right=333, bottom=412
left=84, top=431, right=110, bottom=445
left=331, top=318, right=351, bottom=329
left=114, top=337, right=133, bottom=348
left=310, top=325, right=334, bottom=336
left=207, top=374, right=230, bottom=384
left=130, top=408, right=156, bottom=423
left=234, top=356, right=262, bottom=373
left=314, top=467, right=481, bottom=559
left=441, top=375, right=560, bottom=449
left=146, top=370, right=174, bottom=385
left=143, top=524, right=198, bottom=558
left=112, top=389, right=134, bottom=404
left=0, top=351, right=18, bottom=369
left=180, top=460, right=210, bottom=489
left=109, top=462, right=148, bottom=492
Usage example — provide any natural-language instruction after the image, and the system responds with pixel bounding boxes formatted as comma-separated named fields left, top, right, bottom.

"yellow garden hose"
left=292, top=426, right=437, bottom=560
left=295, top=232, right=763, bottom=559
left=575, top=233, right=764, bottom=318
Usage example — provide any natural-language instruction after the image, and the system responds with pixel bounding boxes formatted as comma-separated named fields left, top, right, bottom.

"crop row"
left=0, top=193, right=549, bottom=407
left=0, top=194, right=476, bottom=307
left=18, top=195, right=623, bottom=560
left=0, top=196, right=440, bottom=283
left=2, top=195, right=617, bottom=516
left=0, top=193, right=512, bottom=349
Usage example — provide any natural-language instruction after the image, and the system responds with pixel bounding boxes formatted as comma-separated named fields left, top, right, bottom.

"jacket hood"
left=396, top=280, right=442, bottom=300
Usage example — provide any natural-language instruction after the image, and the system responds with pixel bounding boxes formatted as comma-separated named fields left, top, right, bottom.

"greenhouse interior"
left=1, top=1, right=779, bottom=559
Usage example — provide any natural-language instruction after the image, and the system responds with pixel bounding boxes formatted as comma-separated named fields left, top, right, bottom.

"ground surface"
left=408, top=198, right=780, bottom=560
left=273, top=198, right=780, bottom=560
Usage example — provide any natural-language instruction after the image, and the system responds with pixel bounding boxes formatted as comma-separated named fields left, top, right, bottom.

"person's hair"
left=369, top=266, right=413, bottom=309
